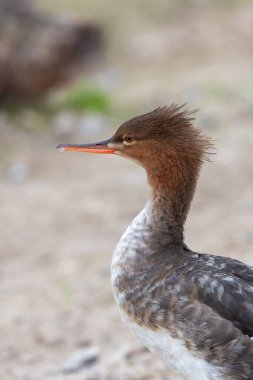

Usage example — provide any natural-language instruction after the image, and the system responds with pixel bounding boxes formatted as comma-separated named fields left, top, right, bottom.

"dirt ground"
left=1, top=1, right=253, bottom=380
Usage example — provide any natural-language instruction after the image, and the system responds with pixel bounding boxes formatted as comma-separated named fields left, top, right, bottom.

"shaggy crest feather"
left=114, top=104, right=213, bottom=163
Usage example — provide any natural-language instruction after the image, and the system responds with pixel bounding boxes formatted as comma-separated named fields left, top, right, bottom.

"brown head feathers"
left=110, top=105, right=213, bottom=221
left=112, top=104, right=212, bottom=164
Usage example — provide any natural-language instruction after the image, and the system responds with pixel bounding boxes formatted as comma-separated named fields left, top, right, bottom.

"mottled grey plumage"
left=112, top=198, right=253, bottom=380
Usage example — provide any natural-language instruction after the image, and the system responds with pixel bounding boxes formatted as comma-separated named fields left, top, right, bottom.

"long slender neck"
left=112, top=157, right=201, bottom=290
left=113, top=155, right=202, bottom=272
left=145, top=194, right=184, bottom=248
left=145, top=155, right=201, bottom=248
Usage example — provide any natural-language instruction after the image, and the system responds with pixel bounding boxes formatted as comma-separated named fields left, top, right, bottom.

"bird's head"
left=57, top=105, right=211, bottom=172
left=57, top=105, right=212, bottom=220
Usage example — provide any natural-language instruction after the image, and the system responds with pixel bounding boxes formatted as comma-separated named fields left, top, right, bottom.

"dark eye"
left=123, top=134, right=136, bottom=145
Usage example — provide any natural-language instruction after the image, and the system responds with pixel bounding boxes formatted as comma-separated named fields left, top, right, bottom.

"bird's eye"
left=123, top=134, right=136, bottom=145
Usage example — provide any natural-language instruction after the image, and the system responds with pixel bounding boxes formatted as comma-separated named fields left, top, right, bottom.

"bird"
left=57, top=105, right=253, bottom=380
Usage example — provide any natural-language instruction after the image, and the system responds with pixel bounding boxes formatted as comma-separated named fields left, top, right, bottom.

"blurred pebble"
left=237, top=197, right=253, bottom=211
left=95, top=68, right=123, bottom=90
left=109, top=342, right=135, bottom=362
left=20, top=352, right=38, bottom=365
left=35, top=323, right=63, bottom=346
left=245, top=233, right=253, bottom=244
left=197, top=113, right=218, bottom=130
left=79, top=113, right=107, bottom=137
left=53, top=111, right=79, bottom=135
left=182, top=87, right=203, bottom=103
left=6, top=162, right=31, bottom=183
left=128, top=33, right=167, bottom=60
left=61, top=347, right=99, bottom=374
left=240, top=104, right=253, bottom=121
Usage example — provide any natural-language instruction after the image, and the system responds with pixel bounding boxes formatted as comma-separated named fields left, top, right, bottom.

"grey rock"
left=53, top=111, right=79, bottom=135
left=79, top=113, right=107, bottom=137
left=197, top=113, right=218, bottom=130
left=6, top=162, right=31, bottom=183
left=61, top=348, right=99, bottom=374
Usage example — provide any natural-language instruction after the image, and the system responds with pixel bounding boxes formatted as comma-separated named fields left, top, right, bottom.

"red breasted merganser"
left=57, top=105, right=253, bottom=380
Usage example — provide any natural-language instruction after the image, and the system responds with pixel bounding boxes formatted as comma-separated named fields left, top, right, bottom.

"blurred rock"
left=95, top=68, right=123, bottom=91
left=197, top=113, right=219, bottom=130
left=0, top=0, right=103, bottom=105
left=61, top=347, right=99, bottom=374
left=34, top=321, right=64, bottom=347
left=53, top=112, right=107, bottom=138
left=182, top=87, right=203, bottom=104
left=6, top=162, right=31, bottom=183
left=53, top=111, right=79, bottom=135
left=79, top=113, right=107, bottom=137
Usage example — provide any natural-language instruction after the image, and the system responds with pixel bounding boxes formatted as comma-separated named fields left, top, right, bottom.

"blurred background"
left=0, top=1, right=253, bottom=379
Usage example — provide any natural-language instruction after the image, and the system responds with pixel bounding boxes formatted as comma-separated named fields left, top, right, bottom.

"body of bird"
left=58, top=105, right=253, bottom=380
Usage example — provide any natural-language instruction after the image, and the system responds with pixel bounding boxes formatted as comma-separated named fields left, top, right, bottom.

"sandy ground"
left=1, top=1, right=253, bottom=379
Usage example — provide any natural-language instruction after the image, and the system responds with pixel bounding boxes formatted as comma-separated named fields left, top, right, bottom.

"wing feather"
left=186, top=253, right=253, bottom=337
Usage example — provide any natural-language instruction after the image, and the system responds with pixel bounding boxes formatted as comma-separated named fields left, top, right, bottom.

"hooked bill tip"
left=56, top=144, right=66, bottom=152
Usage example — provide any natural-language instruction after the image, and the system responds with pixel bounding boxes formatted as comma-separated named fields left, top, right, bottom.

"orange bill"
left=56, top=138, right=115, bottom=154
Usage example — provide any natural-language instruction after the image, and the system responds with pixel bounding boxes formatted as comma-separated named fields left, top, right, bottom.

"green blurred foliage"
left=2, top=86, right=111, bottom=124
left=56, top=87, right=110, bottom=113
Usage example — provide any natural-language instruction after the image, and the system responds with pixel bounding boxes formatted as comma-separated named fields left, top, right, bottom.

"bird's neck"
left=112, top=161, right=200, bottom=291
left=145, top=156, right=200, bottom=247
left=113, top=157, right=200, bottom=269
left=146, top=195, right=184, bottom=248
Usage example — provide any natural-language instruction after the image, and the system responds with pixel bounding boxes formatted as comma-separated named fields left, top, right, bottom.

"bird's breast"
left=119, top=308, right=223, bottom=380
left=111, top=208, right=224, bottom=380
